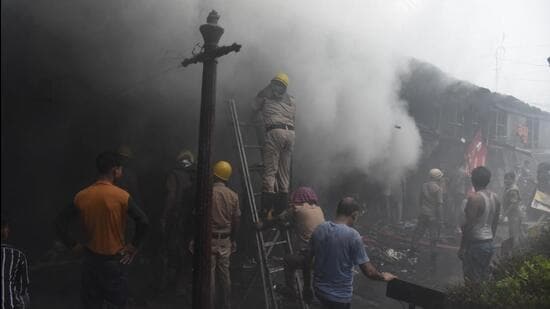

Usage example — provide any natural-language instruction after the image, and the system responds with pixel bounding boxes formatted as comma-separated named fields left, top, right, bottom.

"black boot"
left=274, top=192, right=289, bottom=216
left=261, top=192, right=276, bottom=220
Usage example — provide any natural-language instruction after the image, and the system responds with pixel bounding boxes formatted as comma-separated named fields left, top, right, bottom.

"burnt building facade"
left=400, top=60, right=550, bottom=219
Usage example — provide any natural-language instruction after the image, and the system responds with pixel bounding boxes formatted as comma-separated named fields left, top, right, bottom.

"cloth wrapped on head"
left=291, top=187, right=318, bottom=205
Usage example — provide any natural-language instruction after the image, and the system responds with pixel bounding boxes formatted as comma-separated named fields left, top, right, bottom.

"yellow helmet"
left=272, top=73, right=289, bottom=87
left=213, top=161, right=232, bottom=181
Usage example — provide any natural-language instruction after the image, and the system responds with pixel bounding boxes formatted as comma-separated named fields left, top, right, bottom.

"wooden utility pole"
left=181, top=10, right=241, bottom=309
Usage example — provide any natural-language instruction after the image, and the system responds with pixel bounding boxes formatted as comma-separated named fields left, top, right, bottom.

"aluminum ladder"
left=227, top=99, right=307, bottom=309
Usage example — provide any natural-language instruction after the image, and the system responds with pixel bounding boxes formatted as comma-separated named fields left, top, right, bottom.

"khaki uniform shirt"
left=211, top=182, right=240, bottom=234
left=419, top=181, right=443, bottom=218
left=503, top=184, right=521, bottom=217
left=253, top=86, right=296, bottom=127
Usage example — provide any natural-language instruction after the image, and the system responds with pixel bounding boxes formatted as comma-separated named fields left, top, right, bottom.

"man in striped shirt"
left=1, top=217, right=30, bottom=309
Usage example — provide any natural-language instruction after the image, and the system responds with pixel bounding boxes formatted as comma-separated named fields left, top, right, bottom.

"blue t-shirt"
left=310, top=222, right=369, bottom=303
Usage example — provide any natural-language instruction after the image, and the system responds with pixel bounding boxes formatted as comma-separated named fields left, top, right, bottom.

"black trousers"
left=81, top=249, right=128, bottom=309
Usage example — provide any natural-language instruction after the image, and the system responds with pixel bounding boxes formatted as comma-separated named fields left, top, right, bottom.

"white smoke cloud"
left=192, top=0, right=424, bottom=187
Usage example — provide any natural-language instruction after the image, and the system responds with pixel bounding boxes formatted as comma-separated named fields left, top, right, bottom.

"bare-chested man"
left=458, top=166, right=501, bottom=283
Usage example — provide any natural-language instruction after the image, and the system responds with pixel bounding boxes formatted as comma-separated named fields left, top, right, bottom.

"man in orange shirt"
left=56, top=151, right=149, bottom=308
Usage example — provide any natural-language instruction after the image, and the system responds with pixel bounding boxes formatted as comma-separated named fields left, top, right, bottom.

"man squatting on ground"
left=252, top=73, right=295, bottom=218
left=256, top=186, right=325, bottom=298
left=303, top=197, right=397, bottom=309
left=55, top=151, right=150, bottom=308
left=458, top=166, right=501, bottom=283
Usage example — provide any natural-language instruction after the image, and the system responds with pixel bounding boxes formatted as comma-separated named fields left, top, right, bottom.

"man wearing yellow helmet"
left=252, top=73, right=296, bottom=218
left=210, top=161, right=240, bottom=308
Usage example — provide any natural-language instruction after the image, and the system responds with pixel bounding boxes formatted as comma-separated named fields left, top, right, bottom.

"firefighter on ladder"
left=252, top=73, right=295, bottom=219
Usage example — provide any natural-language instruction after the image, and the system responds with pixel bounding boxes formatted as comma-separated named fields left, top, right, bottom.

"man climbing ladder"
left=252, top=73, right=296, bottom=218
left=229, top=97, right=307, bottom=309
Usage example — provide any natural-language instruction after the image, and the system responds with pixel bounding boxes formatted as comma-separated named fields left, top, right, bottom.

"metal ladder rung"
left=268, top=266, right=284, bottom=274
left=263, top=240, right=288, bottom=247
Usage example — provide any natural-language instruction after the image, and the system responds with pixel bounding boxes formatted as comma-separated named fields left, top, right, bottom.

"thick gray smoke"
left=197, top=0, right=423, bottom=187
left=6, top=0, right=424, bottom=189
left=16, top=0, right=423, bottom=186
left=4, top=0, right=549, bottom=258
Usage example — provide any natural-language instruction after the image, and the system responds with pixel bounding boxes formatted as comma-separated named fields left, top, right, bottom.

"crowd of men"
left=0, top=72, right=530, bottom=309
left=411, top=165, right=528, bottom=283
left=50, top=149, right=397, bottom=309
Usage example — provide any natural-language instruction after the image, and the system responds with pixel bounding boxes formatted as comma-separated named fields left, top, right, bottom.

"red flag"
left=465, top=130, right=487, bottom=194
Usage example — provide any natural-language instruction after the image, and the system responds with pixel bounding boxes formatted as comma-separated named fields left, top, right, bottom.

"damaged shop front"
left=400, top=60, right=550, bottom=223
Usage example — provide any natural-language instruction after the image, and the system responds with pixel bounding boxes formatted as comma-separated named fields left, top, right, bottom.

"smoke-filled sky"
left=2, top=0, right=549, bottom=186
left=204, top=0, right=550, bottom=109
left=394, top=0, right=550, bottom=110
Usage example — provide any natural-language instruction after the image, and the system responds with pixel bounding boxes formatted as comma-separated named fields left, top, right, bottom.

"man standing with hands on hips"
left=56, top=151, right=149, bottom=308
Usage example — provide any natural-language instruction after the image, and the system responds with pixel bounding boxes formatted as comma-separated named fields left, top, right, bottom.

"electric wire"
left=100, top=64, right=181, bottom=101
left=501, top=58, right=548, bottom=67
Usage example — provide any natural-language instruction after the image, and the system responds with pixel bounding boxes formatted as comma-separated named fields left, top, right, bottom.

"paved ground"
left=31, top=220, right=466, bottom=308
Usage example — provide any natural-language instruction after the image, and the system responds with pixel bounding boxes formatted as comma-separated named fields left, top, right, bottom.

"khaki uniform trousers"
left=262, top=128, right=295, bottom=193
left=211, top=237, right=232, bottom=309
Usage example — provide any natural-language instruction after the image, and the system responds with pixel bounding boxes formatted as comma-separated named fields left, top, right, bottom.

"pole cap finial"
left=207, top=10, right=220, bottom=24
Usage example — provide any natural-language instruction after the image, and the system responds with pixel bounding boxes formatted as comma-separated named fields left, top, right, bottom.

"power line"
left=501, top=58, right=548, bottom=67
left=502, top=76, right=550, bottom=83
left=503, top=44, right=550, bottom=49
left=102, top=65, right=181, bottom=101
left=521, top=68, right=550, bottom=75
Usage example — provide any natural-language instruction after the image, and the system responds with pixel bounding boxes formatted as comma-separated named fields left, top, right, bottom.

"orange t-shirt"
left=74, top=181, right=130, bottom=255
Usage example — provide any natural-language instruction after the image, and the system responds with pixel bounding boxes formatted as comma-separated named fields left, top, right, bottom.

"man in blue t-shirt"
left=303, top=197, right=397, bottom=308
